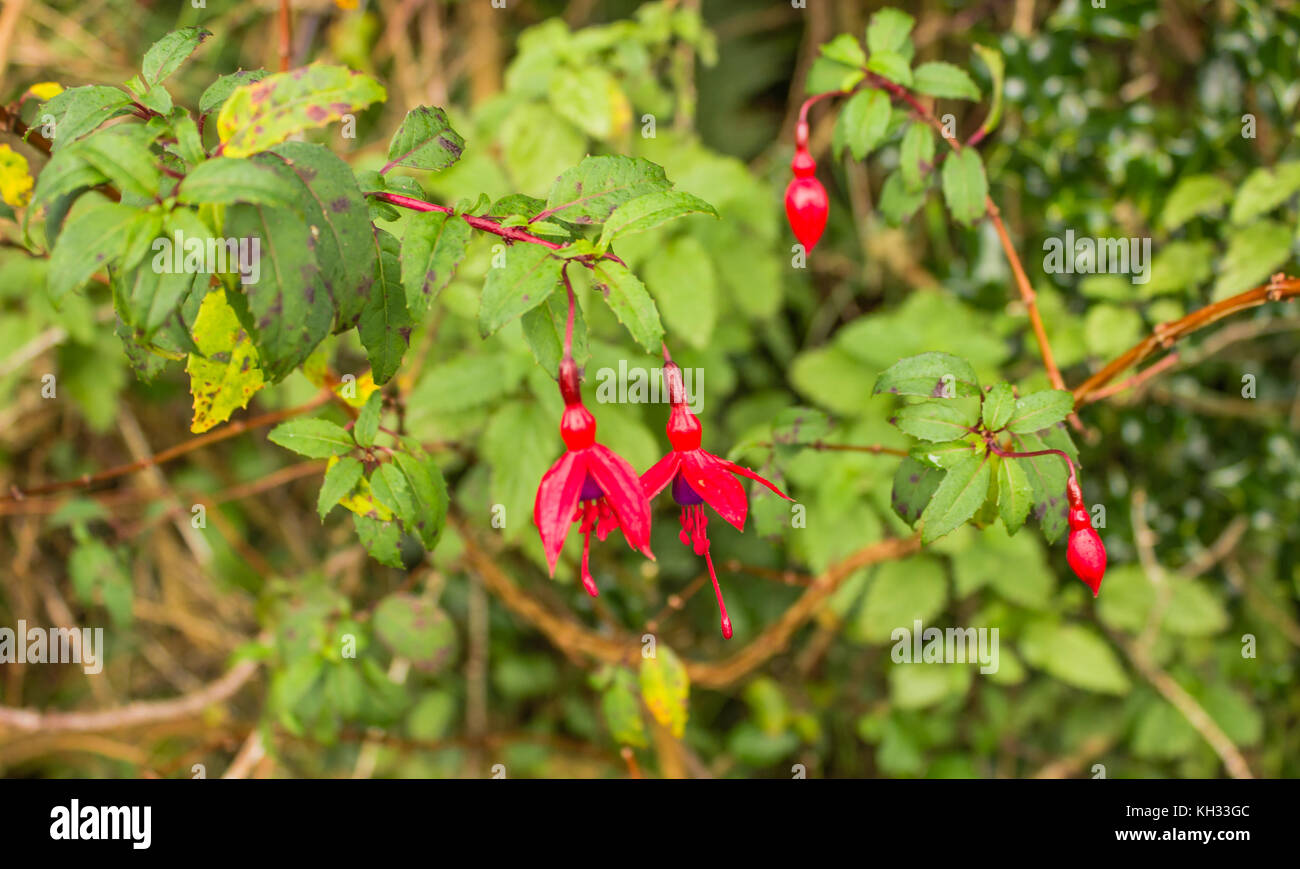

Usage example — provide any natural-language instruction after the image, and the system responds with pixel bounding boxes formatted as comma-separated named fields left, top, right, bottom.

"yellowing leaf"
left=0, top=144, right=34, bottom=207
left=326, top=456, right=394, bottom=520
left=640, top=644, right=689, bottom=738
left=28, top=81, right=64, bottom=101
left=216, top=64, right=385, bottom=158
left=186, top=289, right=267, bottom=432
left=334, top=371, right=379, bottom=407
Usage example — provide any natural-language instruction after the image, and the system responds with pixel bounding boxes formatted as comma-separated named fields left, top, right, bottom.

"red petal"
left=723, top=459, right=792, bottom=500
left=533, top=450, right=586, bottom=576
left=683, top=450, right=748, bottom=532
left=587, top=444, right=654, bottom=559
left=640, top=451, right=682, bottom=500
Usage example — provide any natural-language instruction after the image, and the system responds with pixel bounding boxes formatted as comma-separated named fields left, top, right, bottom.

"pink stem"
left=368, top=191, right=564, bottom=250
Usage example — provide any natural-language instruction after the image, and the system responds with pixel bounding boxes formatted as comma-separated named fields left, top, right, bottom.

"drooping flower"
left=534, top=358, right=654, bottom=597
left=641, top=360, right=792, bottom=638
left=1065, top=478, right=1106, bottom=596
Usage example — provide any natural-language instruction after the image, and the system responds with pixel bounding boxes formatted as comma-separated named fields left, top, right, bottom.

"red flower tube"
left=641, top=359, right=792, bottom=638
left=784, top=120, right=829, bottom=251
left=534, top=359, right=654, bottom=597
left=1065, top=478, right=1106, bottom=596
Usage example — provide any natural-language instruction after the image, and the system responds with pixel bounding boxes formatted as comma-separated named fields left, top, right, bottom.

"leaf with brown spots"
left=216, top=64, right=385, bottom=158
left=185, top=289, right=266, bottom=433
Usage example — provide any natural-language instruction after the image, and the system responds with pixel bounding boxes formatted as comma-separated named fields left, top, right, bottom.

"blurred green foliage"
left=1, top=0, right=1298, bottom=779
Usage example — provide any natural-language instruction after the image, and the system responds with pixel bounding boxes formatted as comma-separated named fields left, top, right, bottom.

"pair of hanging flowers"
left=532, top=270, right=791, bottom=639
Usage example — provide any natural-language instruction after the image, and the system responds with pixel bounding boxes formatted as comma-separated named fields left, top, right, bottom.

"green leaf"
left=1164, top=580, right=1229, bottom=636
left=268, top=418, right=355, bottom=458
left=997, top=457, right=1033, bottom=534
left=548, top=66, right=629, bottom=140
left=542, top=155, right=671, bottom=224
left=25, top=147, right=109, bottom=231
left=1006, top=389, right=1073, bottom=433
left=941, top=147, right=989, bottom=225
left=602, top=668, right=648, bottom=748
left=1160, top=174, right=1232, bottom=230
left=358, top=228, right=413, bottom=384
left=874, top=351, right=981, bottom=398
left=919, top=453, right=991, bottom=543
left=399, top=210, right=471, bottom=319
left=866, top=8, right=915, bottom=55
left=819, top=34, right=867, bottom=68
left=371, top=463, right=418, bottom=526
left=185, top=288, right=267, bottom=433
left=318, top=456, right=364, bottom=519
left=982, top=382, right=1015, bottom=430
left=1020, top=621, right=1130, bottom=694
left=178, top=156, right=300, bottom=209
left=478, top=244, right=562, bottom=337
left=866, top=51, right=912, bottom=87
left=390, top=450, right=449, bottom=549
left=48, top=197, right=135, bottom=301
left=1231, top=162, right=1300, bottom=225
left=855, top=557, right=947, bottom=643
left=640, top=645, right=689, bottom=738
left=878, top=171, right=927, bottom=225
left=804, top=56, right=865, bottom=94
left=169, top=112, right=205, bottom=165
left=891, top=456, right=943, bottom=526
left=1142, top=240, right=1215, bottom=298
left=587, top=258, right=664, bottom=352
left=1013, top=431, right=1068, bottom=543
left=223, top=202, right=333, bottom=381
left=909, top=439, right=980, bottom=470
left=912, top=61, right=980, bottom=100
left=894, top=401, right=978, bottom=443
left=596, top=190, right=718, bottom=249
left=834, top=89, right=891, bottom=162
left=353, top=391, right=382, bottom=447
left=641, top=235, right=716, bottom=349
left=261, top=142, right=377, bottom=330
left=520, top=290, right=590, bottom=376
left=899, top=123, right=934, bottom=192
left=77, top=125, right=162, bottom=199
left=39, top=86, right=134, bottom=151
left=384, top=105, right=465, bottom=172
left=353, top=513, right=404, bottom=568
left=199, top=69, right=267, bottom=116
left=971, top=44, right=1006, bottom=135
left=141, top=26, right=211, bottom=87
left=373, top=594, right=456, bottom=672
left=1212, top=219, right=1292, bottom=301
left=216, top=64, right=386, bottom=158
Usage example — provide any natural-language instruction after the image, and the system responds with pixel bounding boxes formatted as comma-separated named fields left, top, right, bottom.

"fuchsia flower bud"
left=785, top=121, right=828, bottom=251
left=1064, top=478, right=1106, bottom=596
left=641, top=360, right=792, bottom=638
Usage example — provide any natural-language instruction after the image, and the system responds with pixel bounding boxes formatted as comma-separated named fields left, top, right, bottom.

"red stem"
left=985, top=438, right=1078, bottom=489
left=368, top=191, right=564, bottom=250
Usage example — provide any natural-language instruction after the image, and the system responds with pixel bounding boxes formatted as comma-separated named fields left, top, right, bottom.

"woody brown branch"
left=456, top=516, right=921, bottom=690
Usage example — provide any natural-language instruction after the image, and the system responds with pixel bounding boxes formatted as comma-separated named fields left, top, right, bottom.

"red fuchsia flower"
left=1065, top=477, right=1106, bottom=596
left=534, top=358, right=654, bottom=597
left=640, top=358, right=792, bottom=638
left=784, top=120, right=829, bottom=251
